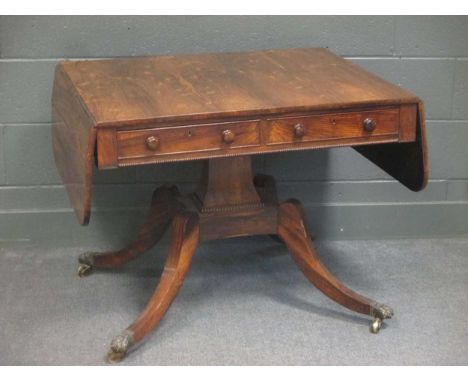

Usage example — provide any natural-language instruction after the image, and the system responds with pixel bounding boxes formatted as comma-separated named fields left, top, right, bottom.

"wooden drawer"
left=265, top=108, right=399, bottom=145
left=97, top=108, right=404, bottom=169
left=115, top=120, right=261, bottom=162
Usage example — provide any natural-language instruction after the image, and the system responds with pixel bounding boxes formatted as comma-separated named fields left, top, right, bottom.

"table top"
left=59, top=48, right=419, bottom=127
left=52, top=47, right=428, bottom=226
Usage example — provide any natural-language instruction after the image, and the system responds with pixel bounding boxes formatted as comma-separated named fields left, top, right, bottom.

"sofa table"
left=51, top=48, right=428, bottom=362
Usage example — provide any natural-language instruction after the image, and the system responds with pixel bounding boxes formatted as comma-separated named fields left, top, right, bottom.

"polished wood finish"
left=78, top=185, right=182, bottom=270
left=265, top=107, right=398, bottom=145
left=102, top=105, right=403, bottom=169
left=128, top=211, right=199, bottom=340
left=195, top=156, right=262, bottom=212
left=195, top=157, right=276, bottom=241
left=92, top=156, right=394, bottom=361
left=277, top=199, right=375, bottom=315
left=52, top=48, right=427, bottom=223
left=115, top=119, right=260, bottom=165
left=58, top=48, right=418, bottom=127
left=398, top=104, right=418, bottom=142
left=198, top=206, right=277, bottom=242
left=354, top=102, right=428, bottom=191
left=105, top=116, right=401, bottom=169
left=51, top=65, right=96, bottom=225
left=108, top=211, right=200, bottom=363
left=51, top=48, right=429, bottom=362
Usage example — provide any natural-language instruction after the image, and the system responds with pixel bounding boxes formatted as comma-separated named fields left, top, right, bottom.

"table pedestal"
left=77, top=156, right=393, bottom=363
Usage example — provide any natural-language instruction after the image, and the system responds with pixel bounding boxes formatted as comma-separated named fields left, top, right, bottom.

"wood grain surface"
left=126, top=211, right=200, bottom=342
left=58, top=48, right=419, bottom=127
left=353, top=102, right=428, bottom=191
left=52, top=48, right=427, bottom=225
left=277, top=199, right=376, bottom=315
left=51, top=64, right=96, bottom=225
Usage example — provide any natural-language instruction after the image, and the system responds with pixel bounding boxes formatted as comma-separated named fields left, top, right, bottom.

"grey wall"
left=0, top=16, right=467, bottom=245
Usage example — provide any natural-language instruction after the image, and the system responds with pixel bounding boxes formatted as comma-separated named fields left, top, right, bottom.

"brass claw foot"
left=369, top=302, right=394, bottom=334
left=78, top=263, right=92, bottom=277
left=370, top=317, right=382, bottom=333
left=77, top=252, right=96, bottom=277
left=107, top=330, right=134, bottom=363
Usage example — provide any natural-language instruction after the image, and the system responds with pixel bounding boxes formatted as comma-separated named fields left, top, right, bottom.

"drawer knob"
left=363, top=118, right=376, bottom=132
left=222, top=129, right=235, bottom=144
left=146, top=136, right=160, bottom=150
left=294, top=123, right=305, bottom=137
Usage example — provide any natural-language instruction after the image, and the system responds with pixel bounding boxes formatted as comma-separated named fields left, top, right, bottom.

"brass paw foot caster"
left=107, top=330, right=134, bottom=364
left=107, top=348, right=125, bottom=363
left=78, top=263, right=92, bottom=277
left=369, top=302, right=393, bottom=334
left=77, top=252, right=96, bottom=277
left=370, top=317, right=382, bottom=333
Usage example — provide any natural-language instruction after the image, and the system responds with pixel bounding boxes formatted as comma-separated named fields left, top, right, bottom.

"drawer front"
left=265, top=108, right=399, bottom=145
left=116, top=120, right=260, bottom=161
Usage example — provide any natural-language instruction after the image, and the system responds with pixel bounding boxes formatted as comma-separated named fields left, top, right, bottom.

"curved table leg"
left=277, top=199, right=393, bottom=333
left=107, top=211, right=200, bottom=363
left=78, top=185, right=183, bottom=276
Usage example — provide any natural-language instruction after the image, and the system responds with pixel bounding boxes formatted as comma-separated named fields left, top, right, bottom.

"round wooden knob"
left=222, top=129, right=235, bottom=144
left=363, top=118, right=376, bottom=132
left=294, top=123, right=305, bottom=137
left=146, top=136, right=160, bottom=150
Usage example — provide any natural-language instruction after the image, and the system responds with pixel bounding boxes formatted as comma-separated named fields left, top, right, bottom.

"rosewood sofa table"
left=52, top=48, right=428, bottom=362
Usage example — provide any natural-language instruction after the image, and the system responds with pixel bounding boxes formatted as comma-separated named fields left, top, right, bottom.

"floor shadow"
left=264, top=285, right=370, bottom=326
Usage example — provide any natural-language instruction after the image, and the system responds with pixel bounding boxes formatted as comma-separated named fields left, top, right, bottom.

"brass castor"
left=78, top=263, right=92, bottom=277
left=107, top=330, right=134, bottom=364
left=370, top=317, right=382, bottom=333
left=77, top=252, right=96, bottom=277
left=369, top=302, right=393, bottom=334
left=107, top=349, right=126, bottom=364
